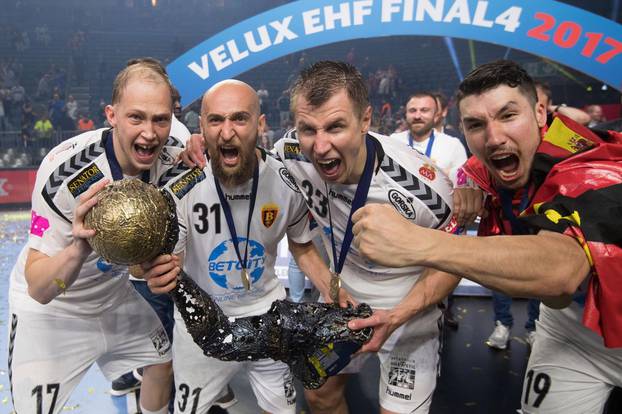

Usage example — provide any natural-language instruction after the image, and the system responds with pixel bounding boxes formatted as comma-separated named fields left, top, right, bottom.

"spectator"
left=48, top=93, right=66, bottom=129
left=77, top=112, right=95, bottom=131
left=257, top=82, right=269, bottom=114
left=21, top=100, right=35, bottom=133
left=33, top=112, right=54, bottom=140
left=35, top=24, right=51, bottom=47
left=586, top=104, right=606, bottom=127
left=66, top=95, right=79, bottom=121
left=276, top=89, right=290, bottom=127
left=534, top=80, right=590, bottom=127
left=36, top=73, right=52, bottom=101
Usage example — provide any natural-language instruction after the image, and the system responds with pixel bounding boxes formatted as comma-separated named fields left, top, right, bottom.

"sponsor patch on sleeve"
left=388, top=189, right=416, bottom=220
left=283, top=142, right=309, bottom=162
left=279, top=167, right=301, bottom=192
left=169, top=167, right=206, bottom=199
left=67, top=163, right=105, bottom=198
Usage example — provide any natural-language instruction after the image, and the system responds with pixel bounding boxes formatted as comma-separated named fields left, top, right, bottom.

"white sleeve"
left=28, top=164, right=76, bottom=257
left=173, top=193, right=188, bottom=255
left=286, top=193, right=312, bottom=244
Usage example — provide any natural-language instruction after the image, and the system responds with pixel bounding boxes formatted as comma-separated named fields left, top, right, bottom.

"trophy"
left=85, top=179, right=373, bottom=389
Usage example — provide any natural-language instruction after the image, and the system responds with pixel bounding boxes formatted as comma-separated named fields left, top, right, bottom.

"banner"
left=0, top=169, right=36, bottom=205
left=168, top=0, right=622, bottom=106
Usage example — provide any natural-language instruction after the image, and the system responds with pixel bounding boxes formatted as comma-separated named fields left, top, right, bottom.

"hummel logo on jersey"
left=67, top=163, right=105, bottom=198
left=170, top=167, right=206, bottom=199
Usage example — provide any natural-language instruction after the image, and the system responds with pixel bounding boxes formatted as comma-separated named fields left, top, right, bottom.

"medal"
left=329, top=272, right=341, bottom=302
left=241, top=268, right=251, bottom=290
left=214, top=158, right=260, bottom=291
left=326, top=136, right=376, bottom=303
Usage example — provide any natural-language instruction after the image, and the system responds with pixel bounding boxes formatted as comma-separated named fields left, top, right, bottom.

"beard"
left=410, top=119, right=435, bottom=138
left=210, top=137, right=258, bottom=188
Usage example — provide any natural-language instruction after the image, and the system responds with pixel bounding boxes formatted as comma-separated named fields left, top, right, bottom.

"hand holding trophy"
left=85, top=178, right=373, bottom=389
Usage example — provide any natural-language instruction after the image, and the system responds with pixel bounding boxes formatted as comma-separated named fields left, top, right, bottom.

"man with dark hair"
left=275, top=61, right=460, bottom=414
left=352, top=59, right=622, bottom=414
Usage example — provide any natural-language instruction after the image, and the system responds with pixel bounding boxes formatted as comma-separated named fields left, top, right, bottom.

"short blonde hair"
left=111, top=58, right=174, bottom=106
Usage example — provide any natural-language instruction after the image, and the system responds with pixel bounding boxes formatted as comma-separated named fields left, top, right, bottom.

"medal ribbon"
left=408, top=129, right=435, bottom=158
left=214, top=159, right=260, bottom=284
left=327, top=136, right=376, bottom=275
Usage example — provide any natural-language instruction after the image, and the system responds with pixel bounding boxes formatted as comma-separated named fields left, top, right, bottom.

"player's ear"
left=361, top=105, right=372, bottom=135
left=105, top=105, right=117, bottom=128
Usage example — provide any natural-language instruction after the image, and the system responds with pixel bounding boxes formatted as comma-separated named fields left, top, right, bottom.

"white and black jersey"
left=161, top=148, right=311, bottom=318
left=9, top=128, right=185, bottom=316
left=274, top=131, right=455, bottom=309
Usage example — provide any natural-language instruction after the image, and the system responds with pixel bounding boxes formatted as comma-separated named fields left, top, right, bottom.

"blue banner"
left=167, top=0, right=622, bottom=105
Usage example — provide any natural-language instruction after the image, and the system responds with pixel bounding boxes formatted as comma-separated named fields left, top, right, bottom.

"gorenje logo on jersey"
left=208, top=238, right=266, bottom=290
left=388, top=189, right=416, bottom=220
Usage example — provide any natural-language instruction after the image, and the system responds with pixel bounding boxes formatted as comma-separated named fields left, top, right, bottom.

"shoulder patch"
left=283, top=142, right=309, bottom=162
left=278, top=167, right=301, bottom=193
left=388, top=189, right=416, bottom=220
left=43, top=139, right=106, bottom=201
left=67, top=162, right=105, bottom=198
left=380, top=155, right=450, bottom=226
left=158, top=163, right=191, bottom=187
left=169, top=167, right=206, bottom=199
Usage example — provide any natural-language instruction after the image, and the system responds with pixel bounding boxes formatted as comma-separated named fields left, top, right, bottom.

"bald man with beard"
left=145, top=80, right=343, bottom=413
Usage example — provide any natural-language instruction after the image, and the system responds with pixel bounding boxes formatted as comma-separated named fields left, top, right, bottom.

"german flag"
left=519, top=115, right=622, bottom=348
left=463, top=115, right=622, bottom=348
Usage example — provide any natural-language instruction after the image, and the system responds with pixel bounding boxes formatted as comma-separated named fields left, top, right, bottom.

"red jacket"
left=462, top=115, right=622, bottom=348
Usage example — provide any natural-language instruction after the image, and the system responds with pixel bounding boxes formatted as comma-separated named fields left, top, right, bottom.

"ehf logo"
left=208, top=238, right=266, bottom=290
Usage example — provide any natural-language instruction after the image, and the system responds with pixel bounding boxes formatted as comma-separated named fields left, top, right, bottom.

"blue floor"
left=0, top=210, right=138, bottom=414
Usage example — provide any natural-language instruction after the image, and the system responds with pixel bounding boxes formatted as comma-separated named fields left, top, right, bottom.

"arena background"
left=0, top=0, right=620, bottom=413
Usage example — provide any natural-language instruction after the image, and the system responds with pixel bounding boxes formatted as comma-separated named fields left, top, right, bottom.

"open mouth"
left=220, top=146, right=240, bottom=167
left=133, top=143, right=156, bottom=162
left=317, top=158, right=341, bottom=178
left=490, top=153, right=520, bottom=179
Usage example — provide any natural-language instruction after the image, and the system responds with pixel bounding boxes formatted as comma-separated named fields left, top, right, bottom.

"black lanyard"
left=213, top=159, right=259, bottom=289
left=408, top=129, right=435, bottom=158
left=499, top=185, right=530, bottom=235
left=105, top=129, right=150, bottom=182
left=327, top=136, right=376, bottom=275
